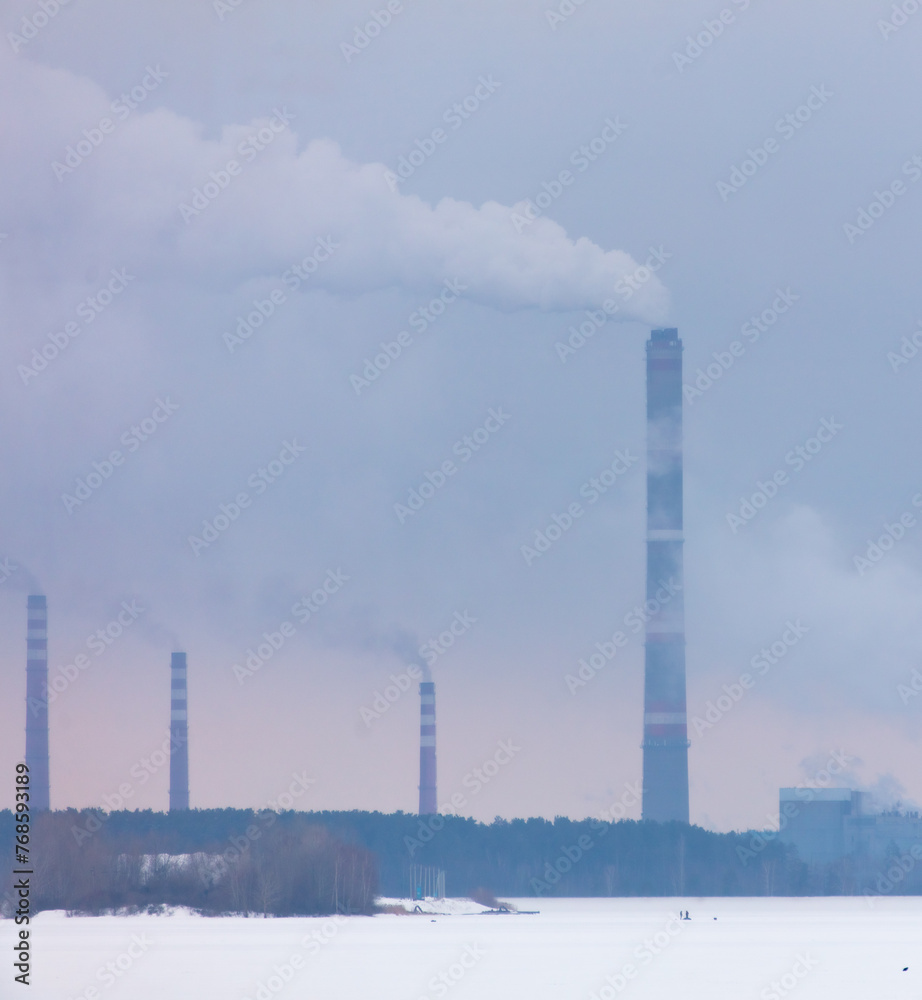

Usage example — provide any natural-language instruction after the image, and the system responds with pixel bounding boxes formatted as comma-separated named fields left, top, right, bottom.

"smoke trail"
left=321, top=609, right=430, bottom=679
left=135, top=616, right=183, bottom=653
left=0, top=55, right=670, bottom=322
left=389, top=627, right=432, bottom=682
left=0, top=557, right=42, bottom=594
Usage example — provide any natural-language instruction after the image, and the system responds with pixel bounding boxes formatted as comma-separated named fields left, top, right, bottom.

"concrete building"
left=778, top=788, right=858, bottom=864
left=778, top=787, right=922, bottom=863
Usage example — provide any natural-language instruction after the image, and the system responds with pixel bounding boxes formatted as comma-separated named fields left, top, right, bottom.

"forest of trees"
left=1, top=808, right=917, bottom=917
left=309, top=809, right=872, bottom=898
left=0, top=809, right=377, bottom=917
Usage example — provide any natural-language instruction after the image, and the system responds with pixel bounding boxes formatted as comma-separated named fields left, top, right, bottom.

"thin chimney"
left=418, top=680, right=437, bottom=815
left=169, top=652, right=189, bottom=811
left=25, top=595, right=50, bottom=811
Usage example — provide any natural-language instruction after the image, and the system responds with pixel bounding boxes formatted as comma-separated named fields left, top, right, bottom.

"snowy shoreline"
left=3, top=897, right=919, bottom=999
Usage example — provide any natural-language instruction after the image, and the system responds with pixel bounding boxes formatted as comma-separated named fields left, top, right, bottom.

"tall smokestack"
left=641, top=327, right=689, bottom=823
left=25, top=595, right=50, bottom=811
left=418, top=680, right=437, bottom=815
left=169, top=652, right=189, bottom=812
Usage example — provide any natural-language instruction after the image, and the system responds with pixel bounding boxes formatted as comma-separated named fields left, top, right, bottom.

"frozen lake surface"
left=4, top=896, right=920, bottom=999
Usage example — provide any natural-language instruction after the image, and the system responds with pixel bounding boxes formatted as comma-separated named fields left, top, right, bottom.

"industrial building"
left=778, top=788, right=922, bottom=864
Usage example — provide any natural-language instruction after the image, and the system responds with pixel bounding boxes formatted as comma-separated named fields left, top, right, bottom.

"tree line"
left=2, top=808, right=919, bottom=917
left=0, top=809, right=377, bottom=917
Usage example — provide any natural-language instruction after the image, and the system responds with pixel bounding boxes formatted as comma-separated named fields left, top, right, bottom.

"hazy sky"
left=2, top=0, right=921, bottom=832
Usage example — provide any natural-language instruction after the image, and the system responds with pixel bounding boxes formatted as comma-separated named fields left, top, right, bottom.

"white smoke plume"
left=0, top=51, right=668, bottom=321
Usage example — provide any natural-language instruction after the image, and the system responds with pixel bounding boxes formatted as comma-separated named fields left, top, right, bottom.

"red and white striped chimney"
left=418, top=680, right=437, bottom=815
left=641, top=328, right=690, bottom=823
left=169, top=652, right=189, bottom=811
left=25, top=595, right=50, bottom=811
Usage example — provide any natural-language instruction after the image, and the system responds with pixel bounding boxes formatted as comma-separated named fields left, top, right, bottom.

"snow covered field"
left=4, top=896, right=920, bottom=999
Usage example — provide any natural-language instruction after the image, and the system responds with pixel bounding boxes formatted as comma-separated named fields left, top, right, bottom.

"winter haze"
left=1, top=0, right=921, bottom=832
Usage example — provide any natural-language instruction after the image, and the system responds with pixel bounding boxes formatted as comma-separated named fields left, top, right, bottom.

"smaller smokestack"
left=418, top=681, right=437, bottom=815
left=25, top=595, right=50, bottom=812
left=169, top=652, right=189, bottom=812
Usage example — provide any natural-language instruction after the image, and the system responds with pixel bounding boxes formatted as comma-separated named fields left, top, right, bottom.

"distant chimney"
left=169, top=652, right=189, bottom=811
left=418, top=681, right=437, bottom=815
left=25, top=595, right=50, bottom=811
left=641, top=327, right=690, bottom=823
